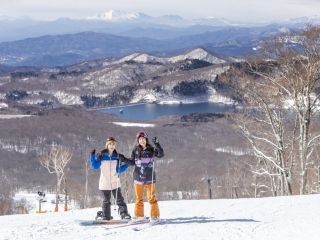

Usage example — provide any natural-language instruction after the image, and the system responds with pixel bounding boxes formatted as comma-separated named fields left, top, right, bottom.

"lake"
left=99, top=102, right=235, bottom=121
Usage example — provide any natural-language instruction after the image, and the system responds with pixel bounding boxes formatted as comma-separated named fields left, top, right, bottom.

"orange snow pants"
left=134, top=183, right=160, bottom=218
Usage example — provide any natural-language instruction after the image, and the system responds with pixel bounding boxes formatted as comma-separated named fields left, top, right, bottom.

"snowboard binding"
left=95, top=210, right=114, bottom=221
left=95, top=211, right=104, bottom=220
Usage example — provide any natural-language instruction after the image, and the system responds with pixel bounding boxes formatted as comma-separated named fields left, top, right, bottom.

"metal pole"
left=64, top=178, right=68, bottom=211
left=39, top=198, right=41, bottom=212
left=207, top=178, right=212, bottom=199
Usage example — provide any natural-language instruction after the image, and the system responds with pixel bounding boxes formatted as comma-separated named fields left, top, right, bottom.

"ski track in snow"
left=1, top=195, right=320, bottom=240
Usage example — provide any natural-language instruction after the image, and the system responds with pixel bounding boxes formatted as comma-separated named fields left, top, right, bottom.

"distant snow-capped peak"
left=194, top=17, right=233, bottom=26
left=0, top=15, right=18, bottom=21
left=85, top=10, right=231, bottom=26
left=285, top=15, right=320, bottom=24
left=112, top=53, right=167, bottom=65
left=87, top=10, right=151, bottom=21
left=169, top=48, right=226, bottom=64
left=158, top=15, right=184, bottom=21
left=112, top=48, right=226, bottom=65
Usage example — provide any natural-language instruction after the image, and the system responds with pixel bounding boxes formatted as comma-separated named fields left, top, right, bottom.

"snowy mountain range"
left=87, top=10, right=232, bottom=27
left=0, top=47, right=234, bottom=113
left=113, top=48, right=226, bottom=65
left=87, top=10, right=152, bottom=22
left=1, top=194, right=319, bottom=240
left=284, top=15, right=320, bottom=25
left=0, top=10, right=319, bottom=43
left=88, top=10, right=320, bottom=26
left=0, top=27, right=272, bottom=67
left=0, top=10, right=319, bottom=67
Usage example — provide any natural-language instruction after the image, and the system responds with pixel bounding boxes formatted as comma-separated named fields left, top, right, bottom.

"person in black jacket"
left=124, top=131, right=164, bottom=222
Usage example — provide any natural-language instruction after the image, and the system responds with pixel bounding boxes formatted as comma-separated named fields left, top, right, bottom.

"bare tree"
left=0, top=170, right=13, bottom=215
left=252, top=26, right=320, bottom=194
left=227, top=68, right=295, bottom=196
left=312, top=147, right=320, bottom=193
left=39, top=145, right=73, bottom=211
left=83, top=153, right=89, bottom=208
left=227, top=25, right=320, bottom=195
left=235, top=108, right=294, bottom=196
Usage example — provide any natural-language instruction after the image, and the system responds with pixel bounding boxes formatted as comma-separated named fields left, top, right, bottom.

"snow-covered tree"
left=229, top=26, right=320, bottom=195
left=39, top=145, right=72, bottom=211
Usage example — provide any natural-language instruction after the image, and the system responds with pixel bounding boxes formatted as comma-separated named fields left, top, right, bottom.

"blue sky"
left=1, top=0, right=320, bottom=22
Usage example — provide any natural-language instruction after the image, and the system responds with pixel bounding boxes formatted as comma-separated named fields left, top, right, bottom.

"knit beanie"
left=105, top=137, right=117, bottom=147
left=136, top=131, right=148, bottom=142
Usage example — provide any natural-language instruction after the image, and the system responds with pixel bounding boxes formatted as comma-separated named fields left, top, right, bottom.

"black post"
left=38, top=198, right=41, bottom=212
left=207, top=178, right=212, bottom=199
left=37, top=191, right=45, bottom=212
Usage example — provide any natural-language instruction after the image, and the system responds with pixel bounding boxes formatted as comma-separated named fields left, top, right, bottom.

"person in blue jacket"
left=89, top=137, right=131, bottom=220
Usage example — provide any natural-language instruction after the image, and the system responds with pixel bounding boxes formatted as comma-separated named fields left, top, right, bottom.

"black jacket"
left=124, top=143, right=164, bottom=184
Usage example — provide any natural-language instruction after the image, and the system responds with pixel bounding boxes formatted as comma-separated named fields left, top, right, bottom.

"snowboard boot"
left=102, top=215, right=113, bottom=221
left=120, top=212, right=131, bottom=220
left=96, top=210, right=113, bottom=220
left=95, top=211, right=103, bottom=220
left=150, top=217, right=160, bottom=225
left=102, top=202, right=112, bottom=220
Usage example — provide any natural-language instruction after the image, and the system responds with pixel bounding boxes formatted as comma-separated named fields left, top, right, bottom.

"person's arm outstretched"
left=117, top=153, right=130, bottom=173
left=88, top=149, right=102, bottom=170
left=152, top=137, right=164, bottom=158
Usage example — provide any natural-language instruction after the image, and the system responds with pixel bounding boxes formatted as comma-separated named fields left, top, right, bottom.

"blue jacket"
left=89, top=149, right=129, bottom=190
left=89, top=150, right=128, bottom=173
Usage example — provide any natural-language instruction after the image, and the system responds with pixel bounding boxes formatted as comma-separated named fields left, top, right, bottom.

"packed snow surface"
left=0, top=194, right=319, bottom=240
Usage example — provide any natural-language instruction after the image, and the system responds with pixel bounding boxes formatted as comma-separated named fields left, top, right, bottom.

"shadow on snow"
left=160, top=216, right=260, bottom=225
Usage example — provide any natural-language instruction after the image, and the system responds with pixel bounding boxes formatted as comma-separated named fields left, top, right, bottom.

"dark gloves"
left=97, top=151, right=103, bottom=159
left=118, top=153, right=125, bottom=161
left=91, top=148, right=102, bottom=160
left=152, top=137, right=163, bottom=157
left=152, top=137, right=159, bottom=144
left=98, top=149, right=108, bottom=158
left=118, top=153, right=128, bottom=162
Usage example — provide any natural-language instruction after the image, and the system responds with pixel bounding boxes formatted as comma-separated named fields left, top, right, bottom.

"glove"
left=152, top=137, right=159, bottom=144
left=118, top=153, right=125, bottom=161
left=97, top=150, right=106, bottom=160
left=91, top=149, right=96, bottom=155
